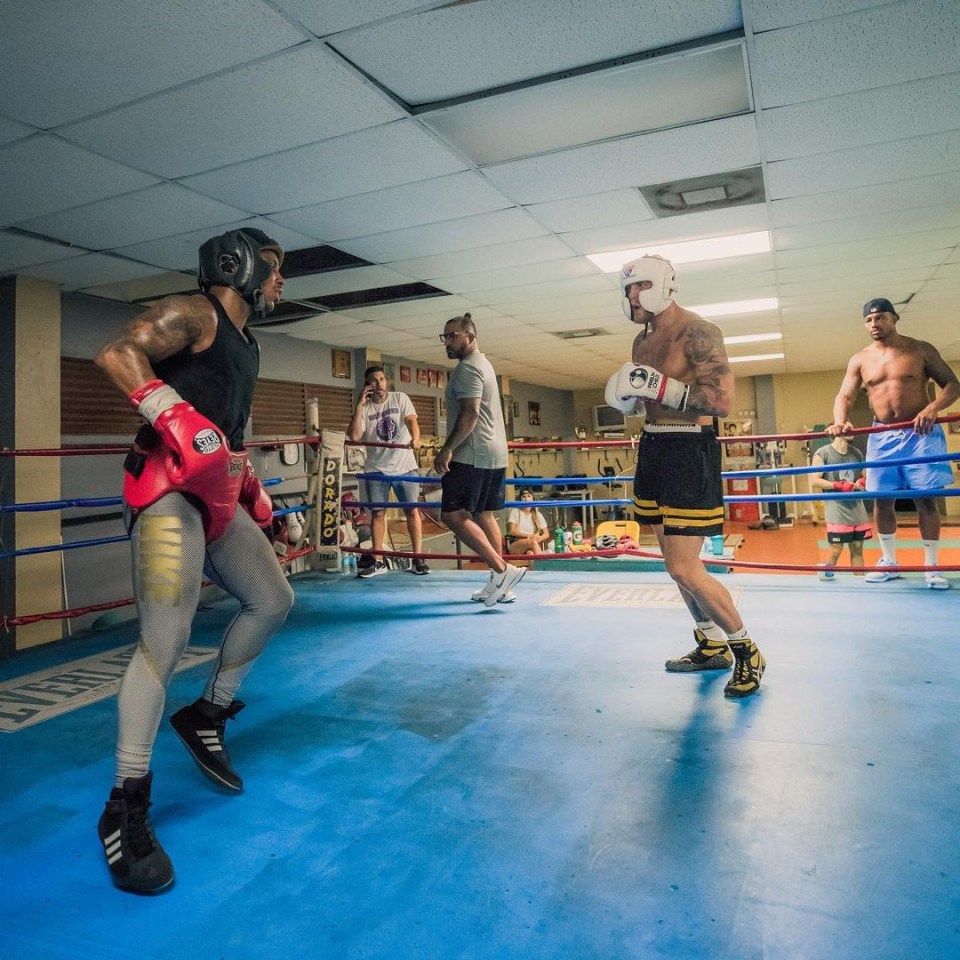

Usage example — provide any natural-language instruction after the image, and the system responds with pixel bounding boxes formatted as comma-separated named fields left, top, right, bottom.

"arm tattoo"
left=683, top=324, right=733, bottom=415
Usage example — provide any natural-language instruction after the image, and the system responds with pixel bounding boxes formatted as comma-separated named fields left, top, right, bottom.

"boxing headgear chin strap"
left=620, top=254, right=679, bottom=320
left=198, top=228, right=284, bottom=320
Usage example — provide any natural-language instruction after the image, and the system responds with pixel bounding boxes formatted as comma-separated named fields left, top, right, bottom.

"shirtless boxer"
left=827, top=297, right=960, bottom=589
left=93, top=228, right=295, bottom=893
left=605, top=255, right=765, bottom=698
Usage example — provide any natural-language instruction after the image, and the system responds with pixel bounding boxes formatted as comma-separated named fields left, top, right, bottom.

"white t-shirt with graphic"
left=358, top=391, right=419, bottom=475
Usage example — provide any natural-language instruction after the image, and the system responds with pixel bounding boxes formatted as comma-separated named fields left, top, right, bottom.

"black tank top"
left=151, top=292, right=260, bottom=450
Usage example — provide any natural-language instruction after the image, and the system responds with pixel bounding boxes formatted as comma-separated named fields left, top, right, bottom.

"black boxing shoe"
left=97, top=772, right=174, bottom=895
left=169, top=698, right=245, bottom=792
left=665, top=629, right=733, bottom=672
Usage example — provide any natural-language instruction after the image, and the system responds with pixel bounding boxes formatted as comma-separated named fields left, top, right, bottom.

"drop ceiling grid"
left=768, top=173, right=960, bottom=229
left=327, top=0, right=743, bottom=105
left=0, top=136, right=158, bottom=227
left=56, top=45, right=407, bottom=181
left=17, top=183, right=249, bottom=250
left=751, top=0, right=960, bottom=110
left=179, top=121, right=469, bottom=213
left=481, top=114, right=762, bottom=205
left=271, top=172, right=513, bottom=242
left=337, top=208, right=550, bottom=264
left=0, top=1, right=307, bottom=128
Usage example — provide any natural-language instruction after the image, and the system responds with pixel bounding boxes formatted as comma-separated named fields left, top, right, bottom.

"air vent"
left=640, top=167, right=764, bottom=219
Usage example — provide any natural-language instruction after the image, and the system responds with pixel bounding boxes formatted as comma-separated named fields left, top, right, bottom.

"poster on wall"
left=382, top=362, right=395, bottom=382
left=331, top=349, right=351, bottom=379
left=428, top=369, right=436, bottom=388
left=528, top=401, right=540, bottom=425
left=400, top=366, right=411, bottom=383
left=417, top=368, right=428, bottom=385
left=437, top=370, right=446, bottom=389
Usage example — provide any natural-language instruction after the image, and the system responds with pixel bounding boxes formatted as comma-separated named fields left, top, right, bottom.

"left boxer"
left=94, top=228, right=294, bottom=894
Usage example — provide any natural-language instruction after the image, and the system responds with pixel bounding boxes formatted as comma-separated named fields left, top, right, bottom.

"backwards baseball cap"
left=863, top=297, right=897, bottom=317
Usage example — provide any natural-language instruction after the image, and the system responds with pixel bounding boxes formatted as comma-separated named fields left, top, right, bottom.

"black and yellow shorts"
left=633, top=425, right=724, bottom=537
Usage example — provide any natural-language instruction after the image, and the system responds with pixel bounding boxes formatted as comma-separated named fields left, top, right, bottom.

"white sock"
left=922, top=540, right=938, bottom=567
left=726, top=626, right=749, bottom=643
left=695, top=620, right=726, bottom=643
left=878, top=532, right=897, bottom=563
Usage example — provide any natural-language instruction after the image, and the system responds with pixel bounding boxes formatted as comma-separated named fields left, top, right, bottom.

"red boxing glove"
left=832, top=480, right=855, bottom=492
left=239, top=462, right=274, bottom=533
left=129, top=380, right=227, bottom=486
left=854, top=477, right=866, bottom=490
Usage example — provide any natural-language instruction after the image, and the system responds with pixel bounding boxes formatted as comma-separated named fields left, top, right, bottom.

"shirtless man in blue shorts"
left=827, top=297, right=960, bottom=589
left=605, top=255, right=765, bottom=698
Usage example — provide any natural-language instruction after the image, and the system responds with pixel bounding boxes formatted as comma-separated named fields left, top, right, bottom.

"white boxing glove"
left=605, top=370, right=645, bottom=416
left=607, top=362, right=688, bottom=412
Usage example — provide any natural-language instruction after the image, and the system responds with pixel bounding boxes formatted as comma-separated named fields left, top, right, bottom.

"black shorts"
left=441, top=461, right=506, bottom=514
left=633, top=427, right=724, bottom=537
left=827, top=530, right=869, bottom=545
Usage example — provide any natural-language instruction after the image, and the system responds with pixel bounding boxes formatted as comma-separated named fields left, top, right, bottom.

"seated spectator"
left=505, top=491, right=551, bottom=555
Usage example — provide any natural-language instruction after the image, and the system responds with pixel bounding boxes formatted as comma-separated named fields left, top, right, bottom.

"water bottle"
left=341, top=553, right=351, bottom=576
left=554, top=525, right=566, bottom=554
left=348, top=553, right=357, bottom=576
left=571, top=521, right=583, bottom=545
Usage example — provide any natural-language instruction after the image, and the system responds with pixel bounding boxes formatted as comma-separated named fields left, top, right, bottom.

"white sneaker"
left=925, top=572, right=950, bottom=590
left=817, top=563, right=835, bottom=582
left=471, top=572, right=496, bottom=603
left=865, top=557, right=901, bottom=583
left=484, top=563, right=526, bottom=607
left=471, top=589, right=517, bottom=604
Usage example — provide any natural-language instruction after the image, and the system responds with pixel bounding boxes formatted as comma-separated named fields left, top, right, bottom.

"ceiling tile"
left=0, top=1, right=307, bottom=127
left=0, top=136, right=158, bottom=227
left=482, top=114, right=760, bottom=204
left=272, top=172, right=512, bottom=241
left=526, top=190, right=655, bottom=233
left=276, top=0, right=430, bottom=36
left=337, top=208, right=549, bottom=263
left=282, top=266, right=418, bottom=300
left=181, top=121, right=468, bottom=212
left=431, top=257, right=604, bottom=295
left=752, top=0, right=960, bottom=109
left=114, top=219, right=321, bottom=272
left=761, top=72, right=960, bottom=162
left=749, top=1, right=887, bottom=33
left=58, top=46, right=404, bottom=179
left=769, top=171, right=960, bottom=228
left=766, top=130, right=960, bottom=200
left=21, top=253, right=169, bottom=291
left=561, top=203, right=770, bottom=255
left=389, top=236, right=574, bottom=280
left=0, top=233, right=86, bottom=273
left=327, top=0, right=742, bottom=104
left=17, top=183, right=249, bottom=249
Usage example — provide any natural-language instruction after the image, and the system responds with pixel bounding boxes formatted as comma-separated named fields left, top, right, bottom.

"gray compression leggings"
left=115, top=493, right=294, bottom=783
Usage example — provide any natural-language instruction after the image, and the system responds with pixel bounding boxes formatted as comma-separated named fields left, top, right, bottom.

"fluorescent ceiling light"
left=724, top=332, right=782, bottom=345
left=690, top=298, right=779, bottom=318
left=419, top=40, right=749, bottom=166
left=587, top=231, right=771, bottom=272
left=728, top=352, right=784, bottom=363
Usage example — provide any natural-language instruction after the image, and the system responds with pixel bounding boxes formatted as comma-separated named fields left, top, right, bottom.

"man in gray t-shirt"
left=434, top=312, right=524, bottom=606
left=810, top=435, right=872, bottom=577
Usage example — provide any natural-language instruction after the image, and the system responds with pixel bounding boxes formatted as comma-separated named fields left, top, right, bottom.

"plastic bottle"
left=554, top=525, right=566, bottom=554
left=571, top=520, right=583, bottom=545
left=348, top=553, right=357, bottom=576
left=341, top=553, right=351, bottom=576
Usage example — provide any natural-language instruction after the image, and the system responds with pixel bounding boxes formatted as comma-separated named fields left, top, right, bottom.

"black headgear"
left=198, top=228, right=283, bottom=319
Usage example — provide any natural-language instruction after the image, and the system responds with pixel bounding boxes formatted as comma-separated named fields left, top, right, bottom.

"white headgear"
left=620, top=255, right=678, bottom=320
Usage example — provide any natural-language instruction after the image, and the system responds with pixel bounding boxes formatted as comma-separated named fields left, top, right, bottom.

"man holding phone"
left=347, top=365, right=428, bottom=576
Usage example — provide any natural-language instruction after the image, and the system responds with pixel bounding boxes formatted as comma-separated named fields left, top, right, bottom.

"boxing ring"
left=1, top=422, right=959, bottom=960
left=3, top=417, right=960, bottom=633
